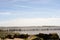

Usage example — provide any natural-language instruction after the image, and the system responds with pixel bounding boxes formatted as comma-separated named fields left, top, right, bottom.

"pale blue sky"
left=0, top=0, right=60, bottom=21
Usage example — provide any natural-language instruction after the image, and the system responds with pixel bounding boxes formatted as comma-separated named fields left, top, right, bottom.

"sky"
left=0, top=0, right=60, bottom=26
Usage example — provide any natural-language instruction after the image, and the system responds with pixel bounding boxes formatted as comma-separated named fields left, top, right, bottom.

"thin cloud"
left=14, top=5, right=32, bottom=8
left=10, top=0, right=53, bottom=4
left=0, top=12, right=11, bottom=15
left=0, top=12, right=18, bottom=15
left=10, top=0, right=29, bottom=2
left=29, top=0, right=53, bottom=4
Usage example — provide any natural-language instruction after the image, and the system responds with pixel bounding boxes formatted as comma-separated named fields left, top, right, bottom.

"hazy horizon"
left=0, top=18, right=60, bottom=26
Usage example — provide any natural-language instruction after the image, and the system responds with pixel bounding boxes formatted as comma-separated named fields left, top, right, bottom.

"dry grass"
left=14, top=38, right=24, bottom=40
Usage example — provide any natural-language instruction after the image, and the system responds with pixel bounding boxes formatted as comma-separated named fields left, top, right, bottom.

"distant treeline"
left=0, top=28, right=60, bottom=31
